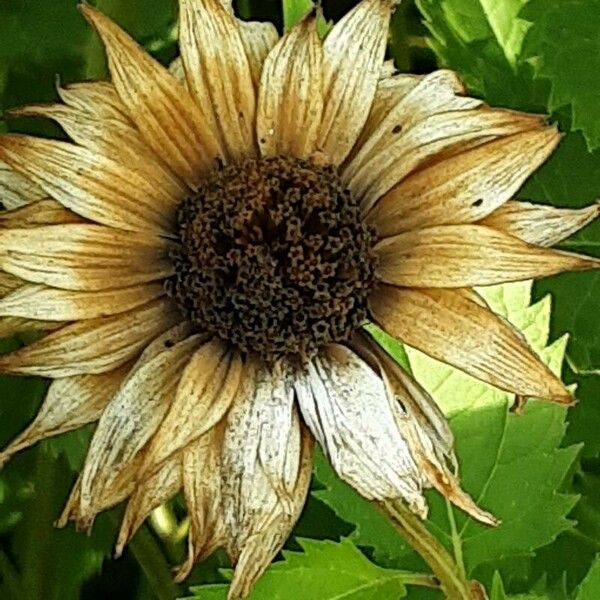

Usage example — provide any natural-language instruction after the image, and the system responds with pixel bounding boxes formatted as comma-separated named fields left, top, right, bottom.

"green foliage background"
left=0, top=1, right=599, bottom=599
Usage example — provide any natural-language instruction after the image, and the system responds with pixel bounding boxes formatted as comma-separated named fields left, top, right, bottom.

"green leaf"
left=282, top=0, right=314, bottom=31
left=185, top=538, right=416, bottom=599
left=574, top=557, right=600, bottom=600
left=521, top=0, right=600, bottom=151
left=490, top=572, right=551, bottom=600
left=315, top=282, right=578, bottom=588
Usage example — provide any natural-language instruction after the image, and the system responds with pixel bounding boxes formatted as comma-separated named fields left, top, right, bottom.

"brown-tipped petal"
left=295, top=344, right=427, bottom=514
left=78, top=334, right=201, bottom=520
left=177, top=429, right=225, bottom=582
left=375, top=223, right=600, bottom=288
left=0, top=199, right=84, bottom=228
left=0, top=224, right=173, bottom=291
left=0, top=272, right=25, bottom=297
left=319, top=0, right=395, bottom=165
left=139, top=339, right=242, bottom=479
left=368, top=127, right=561, bottom=235
left=257, top=13, right=323, bottom=159
left=180, top=0, right=257, bottom=161
left=370, top=285, right=574, bottom=404
left=350, top=108, right=546, bottom=211
left=0, top=317, right=61, bottom=339
left=481, top=200, right=600, bottom=247
left=80, top=4, right=222, bottom=186
left=0, top=365, right=130, bottom=467
left=0, top=159, right=46, bottom=210
left=221, top=361, right=304, bottom=558
left=116, top=454, right=183, bottom=557
left=0, top=298, right=181, bottom=377
left=0, top=135, right=178, bottom=234
left=239, top=21, right=279, bottom=89
left=0, top=283, right=165, bottom=321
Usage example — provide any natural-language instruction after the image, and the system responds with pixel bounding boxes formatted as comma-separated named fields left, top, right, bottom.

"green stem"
left=0, top=550, right=20, bottom=600
left=379, top=500, right=478, bottom=600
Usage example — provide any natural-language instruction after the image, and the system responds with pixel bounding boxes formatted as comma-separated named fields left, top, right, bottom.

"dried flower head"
left=0, top=0, right=598, bottom=597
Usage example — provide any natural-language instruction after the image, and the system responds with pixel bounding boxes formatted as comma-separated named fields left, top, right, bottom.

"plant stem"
left=378, top=500, right=479, bottom=600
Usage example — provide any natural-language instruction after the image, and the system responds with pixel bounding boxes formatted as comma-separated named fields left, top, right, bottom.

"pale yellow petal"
left=180, top=0, right=257, bottom=161
left=480, top=200, right=600, bottom=247
left=78, top=334, right=201, bottom=521
left=319, top=0, right=395, bottom=165
left=0, top=199, right=84, bottom=228
left=257, top=13, right=323, bottom=159
left=0, top=135, right=178, bottom=234
left=368, top=127, right=561, bottom=236
left=0, top=159, right=46, bottom=209
left=375, top=224, right=600, bottom=288
left=0, top=365, right=130, bottom=466
left=116, top=454, right=183, bottom=557
left=370, top=285, right=574, bottom=404
left=0, top=224, right=173, bottom=291
left=139, top=339, right=242, bottom=479
left=0, top=283, right=165, bottom=321
left=0, top=298, right=181, bottom=377
left=81, top=4, right=222, bottom=186
left=295, top=344, right=427, bottom=514
left=239, top=21, right=279, bottom=88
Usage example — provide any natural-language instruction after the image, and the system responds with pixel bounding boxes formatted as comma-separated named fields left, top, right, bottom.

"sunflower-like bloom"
left=0, top=0, right=598, bottom=597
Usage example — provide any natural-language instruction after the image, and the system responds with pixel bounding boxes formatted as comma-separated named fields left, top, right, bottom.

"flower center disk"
left=166, top=156, right=377, bottom=363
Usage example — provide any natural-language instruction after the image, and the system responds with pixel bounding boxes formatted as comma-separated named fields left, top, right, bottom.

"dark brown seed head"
left=165, top=156, right=377, bottom=364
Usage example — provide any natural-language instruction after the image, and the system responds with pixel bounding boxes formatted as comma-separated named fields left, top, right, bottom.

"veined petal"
left=370, top=285, right=574, bottom=404
left=480, top=200, right=600, bottom=247
left=221, top=363, right=306, bottom=562
left=116, top=454, right=183, bottom=557
left=0, top=298, right=181, bottom=377
left=239, top=21, right=279, bottom=88
left=0, top=199, right=85, bottom=228
left=350, top=108, right=546, bottom=212
left=368, top=127, right=561, bottom=236
left=0, top=317, right=61, bottom=339
left=0, top=135, right=178, bottom=234
left=0, top=159, right=46, bottom=209
left=180, top=0, right=257, bottom=161
left=79, top=334, right=201, bottom=521
left=0, top=283, right=165, bottom=321
left=0, top=272, right=23, bottom=297
left=319, top=0, right=395, bottom=165
left=58, top=81, right=131, bottom=121
left=0, top=224, right=173, bottom=291
left=257, top=13, right=323, bottom=159
left=375, top=224, right=600, bottom=288
left=81, top=5, right=222, bottom=186
left=295, top=344, right=427, bottom=514
left=176, top=429, right=225, bottom=582
left=139, top=339, right=243, bottom=479
left=0, top=365, right=130, bottom=466
left=227, top=426, right=313, bottom=600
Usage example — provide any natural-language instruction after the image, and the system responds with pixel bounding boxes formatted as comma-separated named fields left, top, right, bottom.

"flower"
left=0, top=0, right=598, bottom=597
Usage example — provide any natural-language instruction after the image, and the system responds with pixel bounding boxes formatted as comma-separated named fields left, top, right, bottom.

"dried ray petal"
left=0, top=317, right=62, bottom=339
left=0, top=365, right=130, bottom=466
left=239, top=21, right=279, bottom=89
left=227, top=427, right=313, bottom=600
left=375, top=224, right=600, bottom=288
left=57, top=476, right=83, bottom=529
left=0, top=224, right=173, bottom=291
left=368, top=127, right=561, bottom=235
left=0, top=272, right=25, bottom=297
left=350, top=108, right=546, bottom=211
left=257, top=13, right=323, bottom=159
left=0, top=283, right=165, bottom=321
left=221, top=361, right=304, bottom=562
left=319, top=0, right=395, bottom=165
left=0, top=159, right=46, bottom=209
left=57, top=81, right=131, bottom=121
left=180, top=0, right=257, bottom=161
left=116, top=454, right=183, bottom=557
left=81, top=4, right=222, bottom=186
left=480, top=200, right=600, bottom=247
left=0, top=135, right=178, bottom=234
left=0, top=298, right=181, bottom=377
left=176, top=429, right=225, bottom=582
left=139, top=339, right=242, bottom=479
left=295, top=344, right=427, bottom=514
left=0, top=199, right=84, bottom=228
left=370, top=284, right=574, bottom=404
left=78, top=334, right=201, bottom=521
